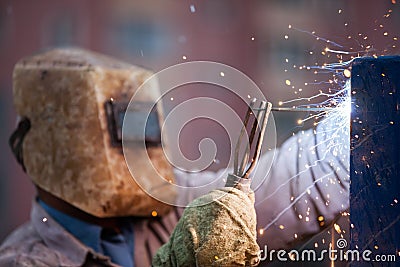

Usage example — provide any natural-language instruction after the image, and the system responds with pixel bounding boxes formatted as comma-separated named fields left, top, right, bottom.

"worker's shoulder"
left=1, top=222, right=39, bottom=246
left=0, top=223, right=58, bottom=267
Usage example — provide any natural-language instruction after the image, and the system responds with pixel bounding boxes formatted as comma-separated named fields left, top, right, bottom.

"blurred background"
left=1, top=0, right=399, bottom=265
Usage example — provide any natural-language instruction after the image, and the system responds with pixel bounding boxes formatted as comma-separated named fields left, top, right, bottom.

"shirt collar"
left=38, top=199, right=102, bottom=252
left=31, top=199, right=111, bottom=266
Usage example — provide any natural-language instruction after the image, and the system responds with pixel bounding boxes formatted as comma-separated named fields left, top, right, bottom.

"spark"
left=331, top=231, right=335, bottom=267
left=260, top=172, right=333, bottom=231
left=325, top=48, right=350, bottom=55
left=261, top=13, right=398, bottom=236
left=257, top=101, right=350, bottom=206
left=343, top=69, right=351, bottom=78
left=361, top=215, right=400, bottom=251
left=258, top=61, right=352, bottom=234
left=290, top=26, right=344, bottom=48
left=278, top=61, right=354, bottom=135
left=289, top=253, right=296, bottom=261
left=334, top=223, right=342, bottom=234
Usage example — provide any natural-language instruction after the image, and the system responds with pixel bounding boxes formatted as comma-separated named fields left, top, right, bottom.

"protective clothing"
left=152, top=186, right=260, bottom=267
left=0, top=200, right=179, bottom=267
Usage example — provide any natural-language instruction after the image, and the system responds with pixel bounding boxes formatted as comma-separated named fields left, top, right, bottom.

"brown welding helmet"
left=11, top=48, right=176, bottom=217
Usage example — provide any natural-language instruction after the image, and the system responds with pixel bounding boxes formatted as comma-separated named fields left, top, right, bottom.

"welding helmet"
left=10, top=48, right=176, bottom=217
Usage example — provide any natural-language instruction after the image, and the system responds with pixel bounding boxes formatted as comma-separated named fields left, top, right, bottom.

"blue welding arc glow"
left=342, top=97, right=352, bottom=114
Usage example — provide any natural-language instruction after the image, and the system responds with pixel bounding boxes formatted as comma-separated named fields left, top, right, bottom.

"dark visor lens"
left=105, top=99, right=161, bottom=147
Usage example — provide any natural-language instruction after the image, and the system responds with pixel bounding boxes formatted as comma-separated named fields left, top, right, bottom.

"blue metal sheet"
left=350, top=56, right=400, bottom=265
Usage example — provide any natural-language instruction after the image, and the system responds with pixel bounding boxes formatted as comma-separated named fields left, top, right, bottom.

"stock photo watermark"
left=258, top=238, right=398, bottom=263
left=122, top=61, right=277, bottom=207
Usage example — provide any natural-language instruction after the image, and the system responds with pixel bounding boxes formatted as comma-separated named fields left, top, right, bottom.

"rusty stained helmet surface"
left=13, top=48, right=176, bottom=217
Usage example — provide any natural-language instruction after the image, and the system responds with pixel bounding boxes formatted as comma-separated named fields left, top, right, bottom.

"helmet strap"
left=9, top=117, right=31, bottom=172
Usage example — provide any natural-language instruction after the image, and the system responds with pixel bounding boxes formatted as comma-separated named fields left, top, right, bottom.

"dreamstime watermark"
left=258, top=238, right=398, bottom=263
left=122, top=61, right=277, bottom=207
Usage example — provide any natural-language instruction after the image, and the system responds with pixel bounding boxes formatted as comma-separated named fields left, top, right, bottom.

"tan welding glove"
left=152, top=184, right=260, bottom=267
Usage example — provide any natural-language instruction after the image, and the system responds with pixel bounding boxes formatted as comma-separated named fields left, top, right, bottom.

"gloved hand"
left=152, top=99, right=271, bottom=267
left=152, top=183, right=259, bottom=267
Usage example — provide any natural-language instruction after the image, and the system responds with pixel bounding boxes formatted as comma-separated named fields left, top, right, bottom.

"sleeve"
left=253, top=115, right=350, bottom=249
left=173, top=114, right=350, bottom=250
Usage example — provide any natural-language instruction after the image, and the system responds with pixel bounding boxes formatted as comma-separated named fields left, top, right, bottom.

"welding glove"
left=152, top=183, right=260, bottom=267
